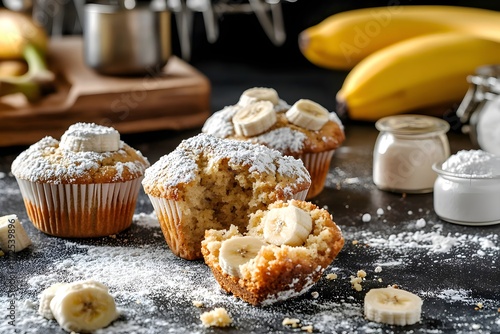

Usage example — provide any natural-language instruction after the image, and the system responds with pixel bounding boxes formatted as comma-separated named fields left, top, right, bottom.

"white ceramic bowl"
left=433, top=162, right=500, bottom=225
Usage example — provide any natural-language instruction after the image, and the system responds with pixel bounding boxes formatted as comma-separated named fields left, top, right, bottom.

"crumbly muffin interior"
left=180, top=156, right=302, bottom=255
left=201, top=200, right=345, bottom=305
left=142, top=133, right=311, bottom=259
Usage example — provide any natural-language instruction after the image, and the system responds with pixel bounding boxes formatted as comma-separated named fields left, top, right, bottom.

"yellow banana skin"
left=0, top=10, right=48, bottom=60
left=336, top=32, right=500, bottom=122
left=299, top=5, right=500, bottom=70
left=0, top=10, right=53, bottom=102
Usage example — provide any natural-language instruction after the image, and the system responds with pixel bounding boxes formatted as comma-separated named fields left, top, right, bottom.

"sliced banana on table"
left=286, top=99, right=330, bottom=131
left=232, top=100, right=277, bottom=137
left=38, top=282, right=69, bottom=320
left=59, top=123, right=121, bottom=153
left=364, top=287, right=423, bottom=326
left=262, top=205, right=313, bottom=247
left=0, top=214, right=32, bottom=253
left=238, top=87, right=280, bottom=106
left=219, top=236, right=267, bottom=277
left=48, top=279, right=118, bottom=333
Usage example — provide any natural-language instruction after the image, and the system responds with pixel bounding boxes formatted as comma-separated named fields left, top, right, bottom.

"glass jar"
left=456, top=64, right=500, bottom=155
left=373, top=115, right=450, bottom=193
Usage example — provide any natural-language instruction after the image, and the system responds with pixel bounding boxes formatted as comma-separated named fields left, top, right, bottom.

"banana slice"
left=285, top=99, right=329, bottom=131
left=262, top=205, right=313, bottom=246
left=0, top=214, right=31, bottom=253
left=232, top=100, right=277, bottom=137
left=238, top=87, right=280, bottom=106
left=60, top=123, right=121, bottom=153
left=219, top=236, right=267, bottom=277
left=39, top=282, right=69, bottom=320
left=50, top=279, right=119, bottom=333
left=364, top=287, right=423, bottom=326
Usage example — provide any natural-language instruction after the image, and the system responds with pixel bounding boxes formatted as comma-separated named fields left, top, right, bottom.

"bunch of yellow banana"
left=0, top=9, right=54, bottom=102
left=299, top=5, right=500, bottom=121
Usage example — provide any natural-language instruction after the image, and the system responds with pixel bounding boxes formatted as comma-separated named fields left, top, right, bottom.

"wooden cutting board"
left=0, top=36, right=211, bottom=147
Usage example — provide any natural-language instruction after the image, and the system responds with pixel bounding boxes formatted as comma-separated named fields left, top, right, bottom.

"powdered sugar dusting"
left=441, top=149, right=500, bottom=177
left=201, top=90, right=343, bottom=155
left=2, top=207, right=500, bottom=334
left=62, top=122, right=119, bottom=137
left=252, top=127, right=306, bottom=153
left=142, top=133, right=310, bottom=191
left=11, top=136, right=148, bottom=184
left=201, top=105, right=239, bottom=138
left=349, top=220, right=499, bottom=255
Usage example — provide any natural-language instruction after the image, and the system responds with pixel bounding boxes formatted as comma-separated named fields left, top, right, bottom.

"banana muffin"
left=201, top=199, right=344, bottom=305
left=11, top=122, right=149, bottom=237
left=202, top=87, right=345, bottom=199
left=141, top=133, right=311, bottom=260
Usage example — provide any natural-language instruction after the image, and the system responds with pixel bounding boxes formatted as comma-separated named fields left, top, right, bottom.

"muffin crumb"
left=326, top=273, right=337, bottom=280
left=200, top=308, right=232, bottom=327
left=283, top=317, right=301, bottom=328
left=192, top=300, right=204, bottom=308
left=301, top=325, right=314, bottom=333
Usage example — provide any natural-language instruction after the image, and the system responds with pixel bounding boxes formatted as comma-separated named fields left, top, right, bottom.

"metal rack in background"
left=169, top=0, right=296, bottom=61
left=3, top=0, right=296, bottom=61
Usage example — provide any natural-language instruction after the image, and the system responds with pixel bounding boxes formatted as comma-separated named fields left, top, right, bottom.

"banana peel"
left=0, top=9, right=54, bottom=102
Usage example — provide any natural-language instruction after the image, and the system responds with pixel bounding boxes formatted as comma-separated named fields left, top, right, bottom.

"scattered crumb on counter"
left=361, top=213, right=371, bottom=222
left=415, top=218, right=426, bottom=229
left=350, top=270, right=367, bottom=291
left=374, top=266, right=382, bottom=273
left=326, top=273, right=337, bottom=280
left=282, top=317, right=301, bottom=328
left=376, top=208, right=384, bottom=216
left=301, top=325, right=314, bottom=332
left=311, top=291, right=319, bottom=299
left=200, top=308, right=232, bottom=328
left=350, top=276, right=363, bottom=291
left=192, top=301, right=204, bottom=308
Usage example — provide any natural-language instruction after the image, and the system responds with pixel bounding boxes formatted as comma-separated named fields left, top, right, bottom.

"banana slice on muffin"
left=201, top=199, right=344, bottom=306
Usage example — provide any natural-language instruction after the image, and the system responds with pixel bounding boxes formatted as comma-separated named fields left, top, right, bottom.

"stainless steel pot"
left=83, top=1, right=171, bottom=76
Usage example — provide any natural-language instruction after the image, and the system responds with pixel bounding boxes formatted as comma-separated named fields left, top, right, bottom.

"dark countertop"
left=2, top=113, right=500, bottom=333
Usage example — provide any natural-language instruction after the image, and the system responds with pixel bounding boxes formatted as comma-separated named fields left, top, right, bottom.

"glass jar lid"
left=375, top=114, right=450, bottom=136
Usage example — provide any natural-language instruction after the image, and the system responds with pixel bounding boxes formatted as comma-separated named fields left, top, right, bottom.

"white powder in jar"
left=373, top=115, right=450, bottom=193
left=434, top=150, right=500, bottom=225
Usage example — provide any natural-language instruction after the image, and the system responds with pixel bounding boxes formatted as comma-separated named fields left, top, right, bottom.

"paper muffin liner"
left=15, top=178, right=142, bottom=237
left=147, top=196, right=190, bottom=259
left=148, top=189, right=309, bottom=260
left=299, top=150, right=336, bottom=199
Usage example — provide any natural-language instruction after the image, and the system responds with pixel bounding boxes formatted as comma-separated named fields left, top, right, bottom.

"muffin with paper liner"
left=141, top=133, right=311, bottom=260
left=202, top=87, right=345, bottom=199
left=11, top=122, right=149, bottom=237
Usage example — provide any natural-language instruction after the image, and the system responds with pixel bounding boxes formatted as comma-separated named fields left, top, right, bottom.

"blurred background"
left=1, top=0, right=500, bottom=148
left=3, top=0, right=500, bottom=63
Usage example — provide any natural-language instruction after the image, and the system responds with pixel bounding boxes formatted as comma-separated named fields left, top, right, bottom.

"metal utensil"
left=83, top=0, right=171, bottom=76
